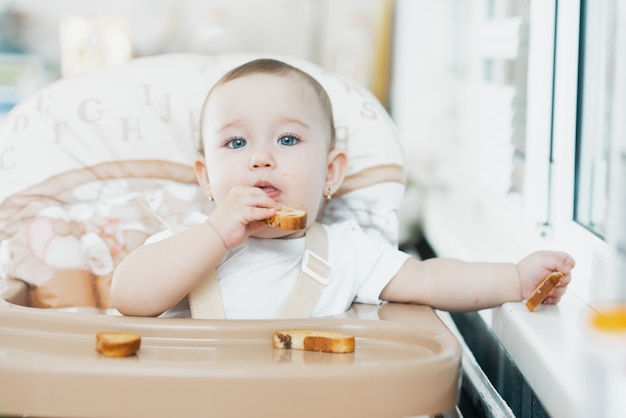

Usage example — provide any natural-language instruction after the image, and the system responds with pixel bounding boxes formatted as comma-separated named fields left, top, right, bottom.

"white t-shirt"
left=148, top=216, right=410, bottom=319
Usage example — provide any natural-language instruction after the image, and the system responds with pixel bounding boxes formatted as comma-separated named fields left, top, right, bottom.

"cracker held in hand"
left=265, top=206, right=307, bottom=231
left=525, top=271, right=564, bottom=312
left=272, top=329, right=355, bottom=353
left=95, top=332, right=141, bottom=357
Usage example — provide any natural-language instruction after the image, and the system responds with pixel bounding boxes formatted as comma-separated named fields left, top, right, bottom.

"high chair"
left=0, top=53, right=461, bottom=417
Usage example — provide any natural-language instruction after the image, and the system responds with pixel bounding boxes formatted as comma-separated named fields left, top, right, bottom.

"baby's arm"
left=111, top=222, right=228, bottom=316
left=380, top=251, right=575, bottom=312
left=111, top=186, right=280, bottom=316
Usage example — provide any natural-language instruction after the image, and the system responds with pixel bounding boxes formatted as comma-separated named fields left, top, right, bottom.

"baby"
left=111, top=58, right=575, bottom=318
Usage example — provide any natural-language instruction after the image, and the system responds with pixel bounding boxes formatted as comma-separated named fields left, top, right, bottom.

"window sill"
left=490, top=297, right=590, bottom=417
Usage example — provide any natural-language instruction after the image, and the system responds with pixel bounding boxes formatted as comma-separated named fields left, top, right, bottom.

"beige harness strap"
left=135, top=197, right=187, bottom=234
left=277, top=222, right=330, bottom=318
left=188, top=269, right=225, bottom=319
left=189, top=222, right=330, bottom=319
left=190, top=222, right=329, bottom=319
left=134, top=198, right=330, bottom=319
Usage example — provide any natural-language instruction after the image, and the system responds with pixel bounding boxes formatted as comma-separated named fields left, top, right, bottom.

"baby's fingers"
left=550, top=251, right=576, bottom=275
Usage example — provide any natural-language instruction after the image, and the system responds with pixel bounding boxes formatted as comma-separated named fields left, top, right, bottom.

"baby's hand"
left=516, top=251, right=575, bottom=305
left=207, top=186, right=281, bottom=248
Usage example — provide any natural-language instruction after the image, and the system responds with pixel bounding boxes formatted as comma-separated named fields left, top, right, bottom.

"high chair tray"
left=0, top=301, right=461, bottom=418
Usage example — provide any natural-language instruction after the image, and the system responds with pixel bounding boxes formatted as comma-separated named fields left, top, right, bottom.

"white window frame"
left=526, top=0, right=616, bottom=304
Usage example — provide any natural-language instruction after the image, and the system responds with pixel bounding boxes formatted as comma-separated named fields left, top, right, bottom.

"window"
left=546, top=0, right=625, bottom=303
left=574, top=0, right=617, bottom=240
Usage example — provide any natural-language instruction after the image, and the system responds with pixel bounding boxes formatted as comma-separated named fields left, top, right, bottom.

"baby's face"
left=201, top=73, right=333, bottom=231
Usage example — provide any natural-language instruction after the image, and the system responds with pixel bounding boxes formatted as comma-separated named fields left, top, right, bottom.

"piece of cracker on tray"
left=272, top=329, right=355, bottom=353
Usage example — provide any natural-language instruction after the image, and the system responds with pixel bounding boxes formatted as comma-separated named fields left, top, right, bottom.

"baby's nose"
left=249, top=152, right=274, bottom=169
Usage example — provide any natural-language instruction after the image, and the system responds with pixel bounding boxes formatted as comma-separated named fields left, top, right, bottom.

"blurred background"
left=0, top=0, right=532, bottom=246
left=0, top=0, right=393, bottom=109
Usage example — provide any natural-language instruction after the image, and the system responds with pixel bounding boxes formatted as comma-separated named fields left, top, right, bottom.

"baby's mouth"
left=255, top=181, right=280, bottom=199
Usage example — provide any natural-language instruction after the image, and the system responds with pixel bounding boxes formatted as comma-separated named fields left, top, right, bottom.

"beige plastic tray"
left=0, top=285, right=461, bottom=418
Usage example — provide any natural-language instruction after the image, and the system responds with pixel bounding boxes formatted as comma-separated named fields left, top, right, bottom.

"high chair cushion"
left=0, top=53, right=405, bottom=309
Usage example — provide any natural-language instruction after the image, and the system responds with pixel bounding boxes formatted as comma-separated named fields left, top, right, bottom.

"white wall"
left=390, top=0, right=463, bottom=241
left=1, top=0, right=389, bottom=89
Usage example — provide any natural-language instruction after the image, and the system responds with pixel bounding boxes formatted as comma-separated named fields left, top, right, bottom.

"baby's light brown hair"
left=198, top=58, right=336, bottom=154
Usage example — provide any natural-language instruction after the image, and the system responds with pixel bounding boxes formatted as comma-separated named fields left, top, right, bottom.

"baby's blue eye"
left=227, top=138, right=247, bottom=149
left=279, top=135, right=299, bottom=146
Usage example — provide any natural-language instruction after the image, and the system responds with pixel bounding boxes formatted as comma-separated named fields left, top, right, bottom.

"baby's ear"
left=326, top=149, right=348, bottom=192
left=194, top=156, right=212, bottom=195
